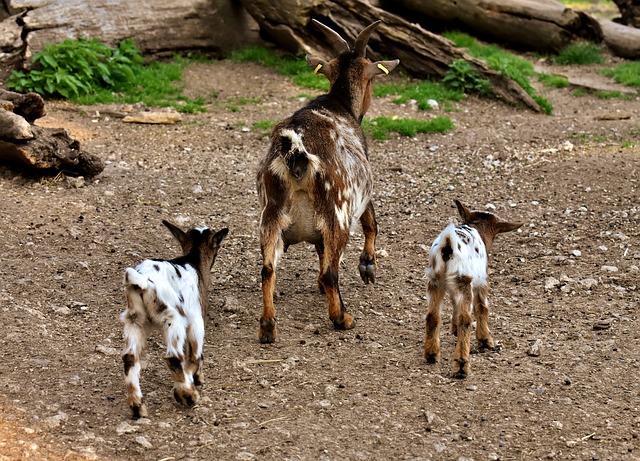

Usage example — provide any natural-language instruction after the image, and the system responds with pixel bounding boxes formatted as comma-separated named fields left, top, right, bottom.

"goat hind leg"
left=451, top=276, right=473, bottom=379
left=165, top=320, right=199, bottom=406
left=358, top=201, right=378, bottom=284
left=474, top=285, right=499, bottom=351
left=320, top=233, right=355, bottom=330
left=424, top=278, right=444, bottom=363
left=122, top=301, right=148, bottom=419
left=186, top=319, right=205, bottom=386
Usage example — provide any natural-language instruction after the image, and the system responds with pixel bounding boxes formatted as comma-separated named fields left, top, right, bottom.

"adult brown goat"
left=256, top=20, right=399, bottom=343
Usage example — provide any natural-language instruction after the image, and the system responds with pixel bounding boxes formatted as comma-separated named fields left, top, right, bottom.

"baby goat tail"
left=124, top=267, right=148, bottom=292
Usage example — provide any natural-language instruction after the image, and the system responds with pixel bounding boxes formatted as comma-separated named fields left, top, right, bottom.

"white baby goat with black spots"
left=121, top=220, right=228, bottom=418
left=424, top=200, right=522, bottom=379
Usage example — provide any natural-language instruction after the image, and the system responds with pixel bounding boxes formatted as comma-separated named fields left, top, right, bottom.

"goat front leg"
left=473, top=285, right=500, bottom=352
left=122, top=299, right=149, bottom=419
left=451, top=276, right=474, bottom=379
left=320, top=231, right=355, bottom=330
left=424, top=277, right=445, bottom=363
left=358, top=201, right=378, bottom=284
left=164, top=317, right=199, bottom=406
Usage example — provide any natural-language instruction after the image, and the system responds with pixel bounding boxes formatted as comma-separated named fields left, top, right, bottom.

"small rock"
left=566, top=440, right=577, bottom=448
left=579, top=278, right=598, bottom=289
left=562, top=141, right=574, bottom=151
left=433, top=442, right=447, bottom=453
left=466, top=385, right=478, bottom=391
left=427, top=99, right=439, bottom=110
left=222, top=296, right=243, bottom=313
left=571, top=250, right=582, bottom=257
left=65, top=176, right=86, bottom=188
left=43, top=412, right=68, bottom=429
left=192, top=184, right=203, bottom=194
left=527, top=339, right=543, bottom=357
left=597, top=245, right=608, bottom=251
left=236, top=452, right=255, bottom=460
left=544, top=277, right=561, bottom=291
left=593, top=320, right=611, bottom=331
left=116, top=422, right=137, bottom=435
left=550, top=420, right=563, bottom=430
left=53, top=305, right=71, bottom=315
left=95, top=345, right=118, bottom=356
left=484, top=203, right=496, bottom=210
left=135, top=436, right=153, bottom=448
left=601, top=265, right=619, bottom=272
left=375, top=249, right=389, bottom=258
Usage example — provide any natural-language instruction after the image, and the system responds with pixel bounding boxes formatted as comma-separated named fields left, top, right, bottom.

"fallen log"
left=0, top=126, right=104, bottom=177
left=0, top=89, right=47, bottom=122
left=0, top=108, right=34, bottom=140
left=240, top=0, right=541, bottom=111
left=598, top=19, right=640, bottom=58
left=379, top=0, right=603, bottom=53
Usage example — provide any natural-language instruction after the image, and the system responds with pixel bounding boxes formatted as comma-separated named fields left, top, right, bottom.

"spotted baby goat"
left=424, top=200, right=522, bottom=379
left=256, top=20, right=399, bottom=343
left=121, top=220, right=228, bottom=418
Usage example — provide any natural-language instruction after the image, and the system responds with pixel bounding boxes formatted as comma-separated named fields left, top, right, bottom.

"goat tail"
left=124, top=267, right=148, bottom=292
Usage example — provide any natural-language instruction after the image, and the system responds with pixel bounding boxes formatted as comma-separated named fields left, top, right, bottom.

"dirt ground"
left=0, top=55, right=639, bottom=461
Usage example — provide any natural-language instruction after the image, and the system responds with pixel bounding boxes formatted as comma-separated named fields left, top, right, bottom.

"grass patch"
left=363, top=116, right=454, bottom=140
left=375, top=80, right=464, bottom=110
left=231, top=46, right=329, bottom=91
left=252, top=119, right=277, bottom=135
left=443, top=31, right=552, bottom=114
left=595, top=91, right=635, bottom=100
left=601, top=61, right=640, bottom=88
left=227, top=97, right=261, bottom=105
left=537, top=73, right=570, bottom=88
left=554, top=42, right=605, bottom=65
left=7, top=38, right=207, bottom=113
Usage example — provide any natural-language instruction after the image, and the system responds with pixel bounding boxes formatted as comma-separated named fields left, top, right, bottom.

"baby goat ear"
left=210, top=228, right=229, bottom=247
left=454, top=199, right=473, bottom=223
left=366, top=59, right=400, bottom=78
left=496, top=221, right=523, bottom=234
left=162, top=220, right=189, bottom=247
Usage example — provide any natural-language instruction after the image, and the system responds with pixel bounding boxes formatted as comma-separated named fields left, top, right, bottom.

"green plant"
left=555, top=42, right=605, bottom=65
left=601, top=61, right=640, bottom=88
left=7, top=38, right=142, bottom=98
left=537, top=73, right=570, bottom=88
left=363, top=116, right=454, bottom=140
left=227, top=97, right=261, bottom=105
left=595, top=90, right=634, bottom=100
left=7, top=38, right=207, bottom=113
left=442, top=59, right=493, bottom=96
left=572, top=88, right=588, bottom=97
left=252, top=119, right=276, bottom=135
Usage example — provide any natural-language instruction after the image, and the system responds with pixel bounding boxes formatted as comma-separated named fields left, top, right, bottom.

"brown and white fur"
left=256, top=20, right=399, bottom=343
left=424, top=200, right=522, bottom=379
left=120, top=220, right=228, bottom=418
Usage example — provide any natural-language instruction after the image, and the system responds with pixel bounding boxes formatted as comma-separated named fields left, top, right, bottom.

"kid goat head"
left=424, top=200, right=522, bottom=379
left=121, top=220, right=228, bottom=418
left=256, top=20, right=399, bottom=343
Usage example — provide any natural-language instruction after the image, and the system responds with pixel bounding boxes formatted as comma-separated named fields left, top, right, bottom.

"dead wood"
left=598, top=19, right=640, bottom=58
left=380, top=0, right=603, bottom=53
left=0, top=90, right=47, bottom=122
left=240, top=0, right=541, bottom=111
left=0, top=126, right=104, bottom=177
left=0, top=108, right=34, bottom=140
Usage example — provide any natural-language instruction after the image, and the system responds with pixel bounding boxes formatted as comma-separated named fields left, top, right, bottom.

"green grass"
left=363, top=116, right=454, bottom=140
left=601, top=61, right=640, bottom=88
left=7, top=39, right=207, bottom=113
left=231, top=46, right=329, bottom=91
left=537, top=73, right=570, bottom=88
left=595, top=91, right=635, bottom=100
left=252, top=119, right=277, bottom=135
left=554, top=42, right=605, bottom=65
left=375, top=80, right=464, bottom=110
left=227, top=97, right=261, bottom=105
left=443, top=31, right=552, bottom=114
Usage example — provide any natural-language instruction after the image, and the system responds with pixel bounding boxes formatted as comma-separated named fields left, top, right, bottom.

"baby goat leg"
left=358, top=201, right=378, bottom=284
left=473, top=285, right=499, bottom=351
left=451, top=276, right=473, bottom=379
left=424, top=279, right=444, bottom=363
left=320, top=235, right=355, bottom=330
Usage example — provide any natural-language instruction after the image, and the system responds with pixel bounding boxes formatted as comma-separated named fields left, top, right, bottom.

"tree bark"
left=6, top=0, right=263, bottom=65
left=0, top=89, right=46, bottom=122
left=598, top=18, right=640, bottom=58
left=379, top=0, right=603, bottom=53
left=240, top=0, right=542, bottom=111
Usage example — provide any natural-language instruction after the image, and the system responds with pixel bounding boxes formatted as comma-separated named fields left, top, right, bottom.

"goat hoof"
left=259, top=318, right=277, bottom=343
left=173, top=387, right=200, bottom=407
left=358, top=262, right=376, bottom=284
left=452, top=359, right=469, bottom=379
left=333, top=313, right=356, bottom=330
left=193, top=374, right=205, bottom=386
left=425, top=353, right=439, bottom=364
left=478, top=339, right=501, bottom=352
left=130, top=402, right=148, bottom=420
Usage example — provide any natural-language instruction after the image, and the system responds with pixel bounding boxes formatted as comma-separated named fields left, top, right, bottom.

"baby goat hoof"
left=333, top=313, right=356, bottom=330
left=173, top=387, right=200, bottom=407
left=478, top=339, right=501, bottom=352
left=358, top=255, right=376, bottom=284
left=259, top=318, right=277, bottom=344
left=130, top=402, right=148, bottom=420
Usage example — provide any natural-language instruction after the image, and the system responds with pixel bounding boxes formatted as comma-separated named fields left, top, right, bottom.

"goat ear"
left=496, top=221, right=523, bottom=234
left=454, top=200, right=473, bottom=222
left=210, top=228, right=229, bottom=247
left=162, top=220, right=189, bottom=247
left=366, top=59, right=400, bottom=78
left=306, top=55, right=332, bottom=79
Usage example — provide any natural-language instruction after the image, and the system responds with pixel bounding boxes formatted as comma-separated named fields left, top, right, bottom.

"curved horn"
left=311, top=19, right=350, bottom=53
left=353, top=20, right=381, bottom=57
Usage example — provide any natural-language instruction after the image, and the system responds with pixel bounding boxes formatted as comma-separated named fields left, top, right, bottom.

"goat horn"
left=353, top=20, right=381, bottom=57
left=311, top=19, right=350, bottom=53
